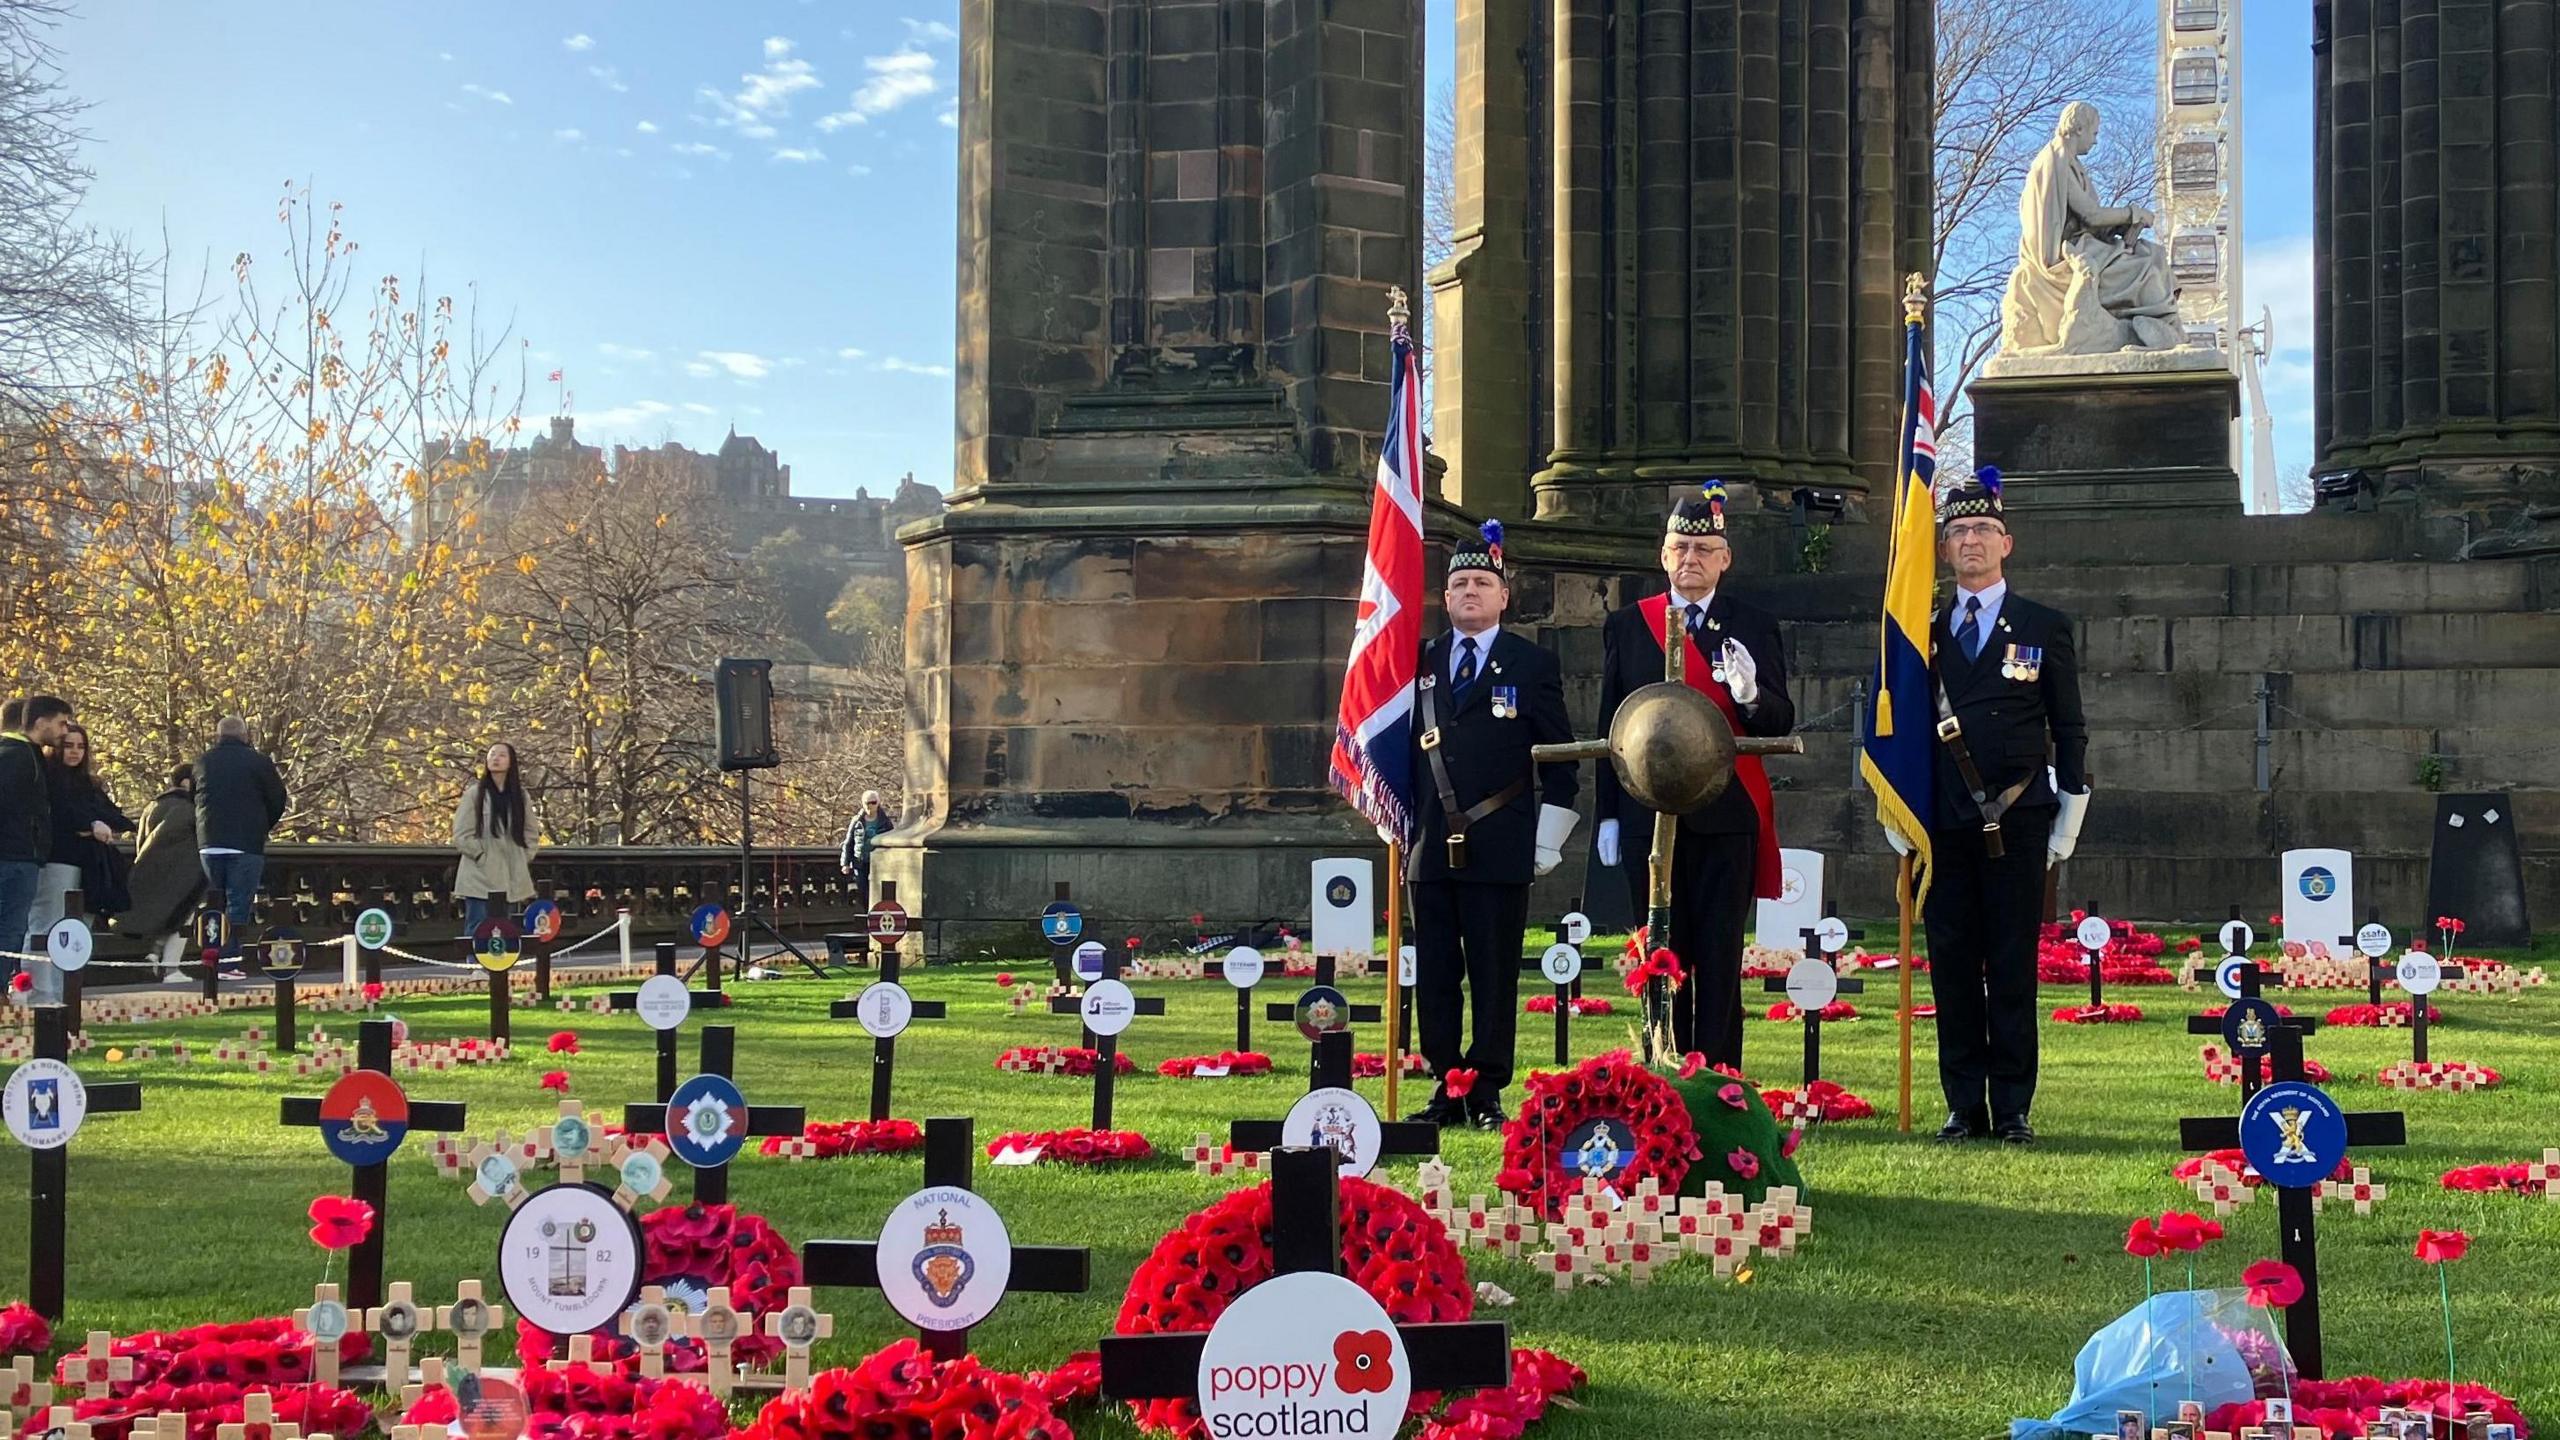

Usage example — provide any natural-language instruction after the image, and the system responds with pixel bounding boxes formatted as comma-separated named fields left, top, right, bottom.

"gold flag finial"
left=1902, top=273, right=1929, bottom=323
left=1387, top=285, right=1411, bottom=326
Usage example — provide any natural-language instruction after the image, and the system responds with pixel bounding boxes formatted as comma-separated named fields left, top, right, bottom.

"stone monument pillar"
left=884, top=0, right=1425, bottom=944
left=2314, top=0, right=2560, bottom=539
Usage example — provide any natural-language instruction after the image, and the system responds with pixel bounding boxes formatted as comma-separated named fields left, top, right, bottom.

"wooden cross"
left=2185, top=962, right=2321, bottom=1101
left=363, top=1280, right=436, bottom=1385
left=436, top=1279, right=504, bottom=1371
left=214, top=1389, right=301, bottom=1440
left=294, top=1282, right=352, bottom=1386
left=470, top=898, right=522, bottom=1043
left=2338, top=907, right=2390, bottom=1006
left=607, top=941, right=732, bottom=1103
left=542, top=1100, right=603, bottom=1186
left=617, top=1024, right=807, bottom=1205
left=68, top=1332, right=131, bottom=1394
left=1231, top=1030, right=1444, bottom=1162
left=24, top=1005, right=144, bottom=1321
left=611, top=1134, right=674, bottom=1209
left=620, top=1285, right=676, bottom=1378
left=759, top=1285, right=835, bottom=1392
left=1517, top=905, right=1593, bottom=1066
left=1262, top=952, right=1382, bottom=1072
left=2374, top=952, right=2465, bottom=1064
left=34, top=1407, right=92, bottom=1440
left=801, top=1116, right=1094, bottom=1362
left=1761, top=923, right=1867, bottom=1086
left=1097, top=1146, right=1514, bottom=1401
left=681, top=1285, right=745, bottom=1401
left=829, top=944, right=947, bottom=1122
left=0, top=1355, right=52, bottom=1421
left=2178, top=1036, right=2407, bottom=1380
left=399, top=1356, right=446, bottom=1414
left=2531, top=1147, right=2560, bottom=1202
left=280, top=1017, right=469, bottom=1310
left=1039, top=881, right=1081, bottom=986
left=2314, top=1165, right=2387, bottom=1216
left=259, top=928, right=309, bottom=1054
left=1043, top=948, right=1166, bottom=1130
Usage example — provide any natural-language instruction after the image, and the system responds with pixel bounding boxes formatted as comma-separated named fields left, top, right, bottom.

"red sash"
left=1638, top=594, right=1784, bottom=900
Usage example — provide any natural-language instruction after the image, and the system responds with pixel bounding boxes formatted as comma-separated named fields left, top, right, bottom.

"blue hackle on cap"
left=1976, top=465, right=2002, bottom=496
left=1480, top=518, right=1504, bottom=551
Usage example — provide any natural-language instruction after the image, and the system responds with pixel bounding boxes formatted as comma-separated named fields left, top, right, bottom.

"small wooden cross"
left=215, top=1392, right=302, bottom=1440
left=398, top=1356, right=446, bottom=1413
left=294, top=1282, right=352, bottom=1386
left=363, top=1281, right=435, bottom=1383
left=544, top=1100, right=603, bottom=1186
left=0, top=1357, right=51, bottom=1424
left=1753, top=1186, right=1814, bottom=1253
left=1536, top=1246, right=1590, bottom=1290
left=2190, top=1160, right=2257, bottom=1217
left=687, top=1285, right=745, bottom=1400
left=435, top=1279, right=504, bottom=1371
left=36, top=1407, right=93, bottom=1440
left=463, top=1137, right=528, bottom=1208
left=2314, top=1166, right=2387, bottom=1216
left=760, top=1286, right=835, bottom=1392
left=2530, top=1147, right=2560, bottom=1201
left=621, top=1285, right=677, bottom=1378
left=610, top=1135, right=673, bottom=1208
left=70, top=1332, right=132, bottom=1394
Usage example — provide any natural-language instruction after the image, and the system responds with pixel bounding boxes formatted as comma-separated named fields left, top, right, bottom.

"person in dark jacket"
left=34, top=722, right=136, bottom=928
left=839, top=789, right=892, bottom=895
left=193, top=715, right=289, bottom=950
left=116, top=766, right=204, bottom=970
left=0, top=695, right=74, bottom=964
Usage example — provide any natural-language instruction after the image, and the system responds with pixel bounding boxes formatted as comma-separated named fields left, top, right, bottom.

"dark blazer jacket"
left=193, top=737, right=289, bottom=854
left=1406, top=628, right=1579, bottom=886
left=1595, top=592, right=1795, bottom=837
left=1927, top=589, right=2088, bottom=832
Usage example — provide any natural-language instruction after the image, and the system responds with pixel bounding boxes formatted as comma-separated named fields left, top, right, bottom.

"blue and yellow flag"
left=1860, top=302, right=1938, bottom=894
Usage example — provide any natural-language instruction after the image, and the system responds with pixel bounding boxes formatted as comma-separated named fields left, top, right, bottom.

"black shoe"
left=1467, top=1100, right=1509, bottom=1131
left=1996, top=1117, right=2035, bottom=1146
left=1935, top=1111, right=1988, bottom=1143
left=1405, top=1100, right=1465, bottom=1127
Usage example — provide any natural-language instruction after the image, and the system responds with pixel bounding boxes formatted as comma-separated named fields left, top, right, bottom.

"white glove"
left=1881, top=827, right=1911, bottom=858
left=2047, top=766, right=2089, bottom=869
left=1533, top=804, right=1580, bottom=877
left=1719, top=639, right=1760, bottom=707
left=1595, top=819, right=1621, bottom=868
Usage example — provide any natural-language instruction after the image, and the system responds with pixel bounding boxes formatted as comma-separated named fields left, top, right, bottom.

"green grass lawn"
left=6, top=928, right=2558, bottom=1438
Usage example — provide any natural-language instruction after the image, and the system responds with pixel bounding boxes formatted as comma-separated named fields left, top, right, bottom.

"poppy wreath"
left=1414, top=1348, right=1589, bottom=1440
left=2051, top=1003, right=2146, bottom=1024
left=994, top=1045, right=1137, bottom=1077
left=2440, top=1160, right=2556, bottom=1196
left=2324, top=1001, right=2443, bottom=1027
left=1763, top=1001, right=1861, bottom=1023
left=1156, top=1051, right=1275, bottom=1078
left=1496, top=1050, right=1704, bottom=1223
left=759, top=1118, right=927, bottom=1158
left=1113, top=1174, right=1473, bottom=1436
left=1523, top=995, right=1615, bottom=1016
left=2375, top=1059, right=2502, bottom=1092
left=1758, top=1080, right=1876, bottom=1125
left=50, top=1317, right=372, bottom=1395
left=985, top=1128, right=1155, bottom=1164
left=0, top=1302, right=47, bottom=1358
left=733, top=1337, right=1078, bottom=1440
left=1353, top=1052, right=1433, bottom=1079
left=35, top=1382, right=373, bottom=1440
left=2203, top=1377, right=2526, bottom=1439
left=400, top=1361, right=731, bottom=1440
left=515, top=1203, right=801, bottom=1373
left=2173, top=1149, right=2357, bottom=1189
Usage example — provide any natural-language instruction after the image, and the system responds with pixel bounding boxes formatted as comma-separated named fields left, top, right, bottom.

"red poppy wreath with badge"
left=514, top=1202, right=800, bottom=1373
left=1496, top=1050, right=1703, bottom=1222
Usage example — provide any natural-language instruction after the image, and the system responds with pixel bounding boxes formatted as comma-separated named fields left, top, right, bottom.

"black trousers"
left=1411, top=878, right=1529, bottom=1099
left=1619, top=826, right=1757, bottom=1070
left=1923, top=808, right=2054, bottom=1123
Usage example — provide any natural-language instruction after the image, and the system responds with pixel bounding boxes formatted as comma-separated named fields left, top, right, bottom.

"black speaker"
left=715, top=657, right=779, bottom=771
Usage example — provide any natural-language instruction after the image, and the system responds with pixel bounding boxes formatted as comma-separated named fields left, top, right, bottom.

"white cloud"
left=2245, top=234, right=2315, bottom=358
left=437, top=50, right=454, bottom=62
left=461, top=83, right=514, bottom=106
left=552, top=127, right=584, bottom=142
left=846, top=162, right=873, bottom=177
left=698, top=41, right=823, bottom=138
left=694, top=350, right=774, bottom=380
left=614, top=147, right=633, bottom=158
left=901, top=18, right=959, bottom=42
left=771, top=146, right=825, bottom=163
left=588, top=64, right=629, bottom=93
left=671, top=141, right=730, bottom=160
left=563, top=33, right=595, bottom=52
left=635, top=120, right=660, bottom=134
left=879, top=357, right=953, bottom=378
left=578, top=399, right=674, bottom=430
left=938, top=101, right=957, bottom=129
left=763, top=36, right=796, bottom=61
left=836, top=347, right=868, bottom=360
left=597, top=343, right=655, bottom=362
left=682, top=402, right=717, bottom=415
left=853, top=49, right=937, bottom=115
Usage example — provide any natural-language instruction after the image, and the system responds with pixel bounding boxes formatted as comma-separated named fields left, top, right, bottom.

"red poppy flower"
left=995, top=971, right=1014, bottom=986
left=360, top=981, right=384, bottom=1001
left=2242, top=1259, right=2303, bottom=1308
left=1780, top=1127, right=1803, bottom=1159
left=0, top=1301, right=51, bottom=1358
left=540, top=1070, right=571, bottom=1093
left=1333, top=1329, right=1396, bottom=1394
left=2415, top=1229, right=2471, bottom=1264
left=547, top=1030, right=580, bottom=1054
left=307, top=1195, right=375, bottom=1251
left=2124, top=1217, right=2162, bottom=1258
left=1727, top=1148, right=1760, bottom=1181
left=1678, top=1051, right=1707, bottom=1079
left=7, top=973, right=26, bottom=994
left=1442, top=1067, right=1479, bottom=1099
left=1716, top=1082, right=1747, bottom=1110
left=2154, top=1211, right=2220, bottom=1253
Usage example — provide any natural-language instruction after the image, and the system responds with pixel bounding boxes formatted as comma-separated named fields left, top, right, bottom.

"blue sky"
left=55, top=1, right=2317, bottom=500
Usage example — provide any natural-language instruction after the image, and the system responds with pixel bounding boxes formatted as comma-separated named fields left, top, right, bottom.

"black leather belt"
left=1417, top=675, right=1524, bottom=870
left=1933, top=678, right=2033, bottom=859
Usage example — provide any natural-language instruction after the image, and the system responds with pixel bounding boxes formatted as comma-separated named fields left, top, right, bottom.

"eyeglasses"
left=1942, top=522, right=2007, bottom=540
left=1663, top=541, right=1729, bottom=559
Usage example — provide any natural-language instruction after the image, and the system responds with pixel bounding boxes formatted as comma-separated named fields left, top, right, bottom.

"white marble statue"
left=1998, top=102, right=2185, bottom=358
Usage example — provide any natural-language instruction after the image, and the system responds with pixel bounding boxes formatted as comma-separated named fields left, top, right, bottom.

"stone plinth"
left=1968, top=365, right=2242, bottom=516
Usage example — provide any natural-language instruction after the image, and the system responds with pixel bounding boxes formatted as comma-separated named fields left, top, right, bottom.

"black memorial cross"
left=830, top=945, right=948, bottom=1122
left=1045, top=950, right=1165, bottom=1130
left=2337, top=907, right=2391, bottom=1006
left=2186, top=907, right=2318, bottom=1099
left=1230, top=1031, right=1442, bottom=1161
left=1265, top=952, right=1383, bottom=1071
left=281, top=1017, right=470, bottom=1313
left=2076, top=902, right=2115, bottom=1012
left=1516, top=906, right=1592, bottom=1067
left=25, top=1004, right=142, bottom=1321
left=2176, top=1027, right=2407, bottom=1381
left=618, top=1024, right=808, bottom=1206
left=608, top=942, right=733, bottom=1103
left=1762, top=923, right=1867, bottom=1088
left=1099, top=1146, right=1512, bottom=1403
left=2365, top=954, right=2464, bottom=1065
left=801, top=1116, right=1092, bottom=1362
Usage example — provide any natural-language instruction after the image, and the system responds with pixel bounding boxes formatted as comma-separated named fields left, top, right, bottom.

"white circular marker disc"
left=2396, top=951, right=2442, bottom=996
left=855, top=981, right=914, bottom=1039
left=1072, top=940, right=1108, bottom=982
left=1813, top=916, right=1851, bottom=954
left=1398, top=945, right=1417, bottom=987
left=498, top=1184, right=642, bottom=1336
left=875, top=1185, right=1014, bottom=1331
left=1222, top=946, right=1266, bottom=990
left=2220, top=920, right=2255, bottom=956
left=1079, top=978, right=1138, bottom=1037
left=2074, top=916, right=2111, bottom=952
left=1560, top=912, right=1592, bottom=945
left=354, top=908, right=394, bottom=951
left=45, top=919, right=91, bottom=972
left=3, top=1058, right=86, bottom=1150
left=2214, top=955, right=2250, bottom=1001
left=1784, top=957, right=1839, bottom=1012
left=633, top=974, right=691, bottom=1031
left=2356, top=923, right=2393, bottom=959
left=1197, top=1270, right=1411, bottom=1440
left=1540, top=943, right=1583, bottom=986
left=1282, top=1085, right=1385, bottom=1179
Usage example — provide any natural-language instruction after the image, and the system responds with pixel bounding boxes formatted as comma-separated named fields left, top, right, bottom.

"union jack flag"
left=1328, top=315, right=1425, bottom=845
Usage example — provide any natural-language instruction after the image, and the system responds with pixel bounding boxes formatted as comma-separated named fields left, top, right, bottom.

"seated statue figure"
left=1998, top=102, right=2185, bottom=356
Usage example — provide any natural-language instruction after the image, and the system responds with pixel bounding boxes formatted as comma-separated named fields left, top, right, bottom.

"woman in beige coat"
left=453, top=741, right=539, bottom=935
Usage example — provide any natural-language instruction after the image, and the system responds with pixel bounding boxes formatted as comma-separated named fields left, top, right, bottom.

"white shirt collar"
left=1667, top=587, right=1717, bottom=613
left=1955, top=578, right=2007, bottom=612
left=1451, top=622, right=1500, bottom=652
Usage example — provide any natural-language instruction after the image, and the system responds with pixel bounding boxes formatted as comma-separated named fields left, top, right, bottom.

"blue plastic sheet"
left=2012, top=1289, right=2295, bottom=1440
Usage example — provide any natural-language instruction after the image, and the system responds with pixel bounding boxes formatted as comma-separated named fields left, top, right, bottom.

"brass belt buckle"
left=1446, top=832, right=1467, bottom=869
left=1935, top=716, right=1963, bottom=742
left=1420, top=727, right=1442, bottom=751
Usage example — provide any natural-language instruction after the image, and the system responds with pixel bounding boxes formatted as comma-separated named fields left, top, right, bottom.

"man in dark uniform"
left=1405, top=520, right=1580, bottom=1130
left=1593, top=483, right=1793, bottom=1069
left=1907, top=467, right=2088, bottom=1146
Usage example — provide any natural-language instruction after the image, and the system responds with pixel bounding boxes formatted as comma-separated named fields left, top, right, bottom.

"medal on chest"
left=1491, top=684, right=1519, bottom=719
left=2000, top=644, right=2044, bottom=682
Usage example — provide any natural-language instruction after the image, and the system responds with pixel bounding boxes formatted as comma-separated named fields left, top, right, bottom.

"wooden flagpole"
left=1896, top=852, right=1916, bottom=1133
left=1383, top=840, right=1405, bottom=1116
